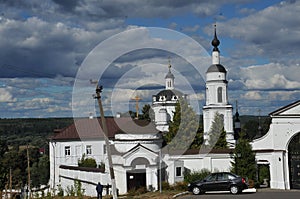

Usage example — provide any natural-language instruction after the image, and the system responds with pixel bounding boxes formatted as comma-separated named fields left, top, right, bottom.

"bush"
left=161, top=181, right=172, bottom=190
left=172, top=181, right=188, bottom=191
left=184, top=168, right=211, bottom=183
left=57, top=184, right=64, bottom=196
left=78, top=154, right=97, bottom=168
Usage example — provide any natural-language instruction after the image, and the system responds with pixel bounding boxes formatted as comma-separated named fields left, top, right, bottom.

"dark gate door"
left=127, top=170, right=146, bottom=191
left=289, top=133, right=300, bottom=189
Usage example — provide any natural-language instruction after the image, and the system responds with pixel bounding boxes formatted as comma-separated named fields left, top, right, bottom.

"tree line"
left=0, top=103, right=270, bottom=191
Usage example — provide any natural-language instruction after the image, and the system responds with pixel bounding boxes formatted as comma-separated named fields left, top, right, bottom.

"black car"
left=188, top=172, right=248, bottom=195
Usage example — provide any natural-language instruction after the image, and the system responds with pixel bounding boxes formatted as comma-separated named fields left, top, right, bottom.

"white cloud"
left=268, top=91, right=299, bottom=101
left=0, top=88, right=16, bottom=102
left=240, top=63, right=300, bottom=90
left=217, top=0, right=300, bottom=61
left=182, top=25, right=200, bottom=33
left=241, top=91, right=262, bottom=100
left=189, top=93, right=205, bottom=101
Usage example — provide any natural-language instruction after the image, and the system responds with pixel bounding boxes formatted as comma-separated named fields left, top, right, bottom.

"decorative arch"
left=130, top=157, right=150, bottom=168
left=288, top=132, right=300, bottom=189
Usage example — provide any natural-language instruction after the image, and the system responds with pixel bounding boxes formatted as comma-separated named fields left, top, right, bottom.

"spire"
left=235, top=100, right=240, bottom=120
left=165, top=57, right=174, bottom=90
left=234, top=100, right=241, bottom=141
left=165, top=57, right=174, bottom=79
left=211, top=23, right=221, bottom=65
left=168, top=56, right=171, bottom=70
left=211, top=23, right=220, bottom=52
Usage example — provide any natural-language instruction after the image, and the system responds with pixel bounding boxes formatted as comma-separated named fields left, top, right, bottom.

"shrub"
left=161, top=181, right=172, bottom=190
left=57, top=184, right=64, bottom=196
left=98, top=162, right=105, bottom=171
left=78, top=154, right=97, bottom=168
left=184, top=168, right=211, bottom=183
left=172, top=181, right=188, bottom=191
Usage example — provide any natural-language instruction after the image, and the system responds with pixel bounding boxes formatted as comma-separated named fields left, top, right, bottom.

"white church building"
left=49, top=28, right=300, bottom=196
left=152, top=60, right=187, bottom=132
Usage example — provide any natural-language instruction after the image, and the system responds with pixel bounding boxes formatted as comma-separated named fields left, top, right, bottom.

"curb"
left=173, top=191, right=189, bottom=198
left=243, top=188, right=257, bottom=193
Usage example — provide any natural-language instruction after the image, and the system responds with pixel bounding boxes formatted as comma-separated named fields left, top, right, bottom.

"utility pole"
left=131, top=95, right=142, bottom=119
left=9, top=168, right=12, bottom=199
left=95, top=85, right=118, bottom=199
left=27, top=145, right=31, bottom=199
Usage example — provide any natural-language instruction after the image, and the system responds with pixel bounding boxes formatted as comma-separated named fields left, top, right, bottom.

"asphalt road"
left=178, top=190, right=300, bottom=199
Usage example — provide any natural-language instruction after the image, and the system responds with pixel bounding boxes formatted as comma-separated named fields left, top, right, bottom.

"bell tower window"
left=217, top=87, right=222, bottom=103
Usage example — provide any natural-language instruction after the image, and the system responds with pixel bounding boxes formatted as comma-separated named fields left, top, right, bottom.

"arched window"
left=217, top=87, right=222, bottom=103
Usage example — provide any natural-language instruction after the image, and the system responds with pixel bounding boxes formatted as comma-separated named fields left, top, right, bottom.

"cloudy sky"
left=0, top=0, right=299, bottom=118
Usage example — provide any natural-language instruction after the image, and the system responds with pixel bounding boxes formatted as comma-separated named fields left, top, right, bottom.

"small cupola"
left=165, top=58, right=174, bottom=90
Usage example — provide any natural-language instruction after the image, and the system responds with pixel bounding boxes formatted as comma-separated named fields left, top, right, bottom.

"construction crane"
left=131, top=95, right=142, bottom=119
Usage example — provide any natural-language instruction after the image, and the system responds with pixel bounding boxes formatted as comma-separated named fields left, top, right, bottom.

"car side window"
left=206, top=174, right=217, bottom=182
left=217, top=173, right=228, bottom=181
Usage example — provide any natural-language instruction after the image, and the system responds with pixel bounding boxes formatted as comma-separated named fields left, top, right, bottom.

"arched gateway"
left=288, top=132, right=300, bottom=189
left=252, top=100, right=300, bottom=190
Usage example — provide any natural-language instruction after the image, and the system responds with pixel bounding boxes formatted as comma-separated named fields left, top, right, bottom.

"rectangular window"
left=217, top=87, right=223, bottom=103
left=176, top=167, right=182, bottom=177
left=65, top=146, right=71, bottom=156
left=86, top=145, right=92, bottom=155
left=103, top=144, right=106, bottom=154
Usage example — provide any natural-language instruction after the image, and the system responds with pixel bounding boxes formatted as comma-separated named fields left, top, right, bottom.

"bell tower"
left=203, top=24, right=235, bottom=148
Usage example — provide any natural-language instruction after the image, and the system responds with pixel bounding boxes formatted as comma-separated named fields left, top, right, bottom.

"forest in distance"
left=0, top=115, right=271, bottom=149
left=0, top=114, right=270, bottom=190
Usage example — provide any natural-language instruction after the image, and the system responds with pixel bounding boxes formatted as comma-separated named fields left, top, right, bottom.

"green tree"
left=242, top=120, right=258, bottom=139
left=163, top=98, right=199, bottom=150
left=208, top=112, right=228, bottom=149
left=189, top=127, right=204, bottom=149
left=0, top=139, right=9, bottom=196
left=231, top=132, right=256, bottom=180
left=31, top=155, right=50, bottom=187
left=78, top=154, right=97, bottom=168
left=140, top=104, right=155, bottom=121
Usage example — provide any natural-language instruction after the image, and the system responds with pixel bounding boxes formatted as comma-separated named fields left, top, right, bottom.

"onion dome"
left=207, top=64, right=226, bottom=73
left=211, top=24, right=220, bottom=51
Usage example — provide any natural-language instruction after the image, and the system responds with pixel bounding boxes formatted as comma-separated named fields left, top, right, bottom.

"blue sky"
left=0, top=0, right=299, bottom=118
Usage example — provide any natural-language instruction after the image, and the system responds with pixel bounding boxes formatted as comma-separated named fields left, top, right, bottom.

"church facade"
left=48, top=27, right=300, bottom=197
left=152, top=61, right=187, bottom=132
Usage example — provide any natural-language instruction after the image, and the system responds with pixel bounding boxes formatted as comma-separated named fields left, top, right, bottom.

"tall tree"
left=140, top=104, right=155, bottom=121
left=208, top=112, right=228, bottom=149
left=189, top=126, right=204, bottom=149
left=163, top=98, right=199, bottom=150
left=31, top=155, right=50, bottom=188
left=0, top=139, right=8, bottom=196
left=231, top=132, right=256, bottom=180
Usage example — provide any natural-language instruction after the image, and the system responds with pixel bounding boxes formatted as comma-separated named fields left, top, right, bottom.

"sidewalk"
left=256, top=188, right=300, bottom=192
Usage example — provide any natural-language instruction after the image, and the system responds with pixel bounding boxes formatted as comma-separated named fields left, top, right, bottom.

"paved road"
left=178, top=190, right=300, bottom=199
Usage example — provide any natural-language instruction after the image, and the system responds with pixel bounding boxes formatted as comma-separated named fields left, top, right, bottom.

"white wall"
left=49, top=139, right=107, bottom=192
left=164, top=153, right=232, bottom=185
left=59, top=167, right=110, bottom=197
left=252, top=113, right=300, bottom=190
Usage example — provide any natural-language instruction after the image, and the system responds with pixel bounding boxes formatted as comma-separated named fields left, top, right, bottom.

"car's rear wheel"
left=192, top=186, right=201, bottom=195
left=230, top=185, right=239, bottom=194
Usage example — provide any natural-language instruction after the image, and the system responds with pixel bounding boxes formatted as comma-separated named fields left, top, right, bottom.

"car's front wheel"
left=230, top=185, right=239, bottom=194
left=192, top=186, right=201, bottom=195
